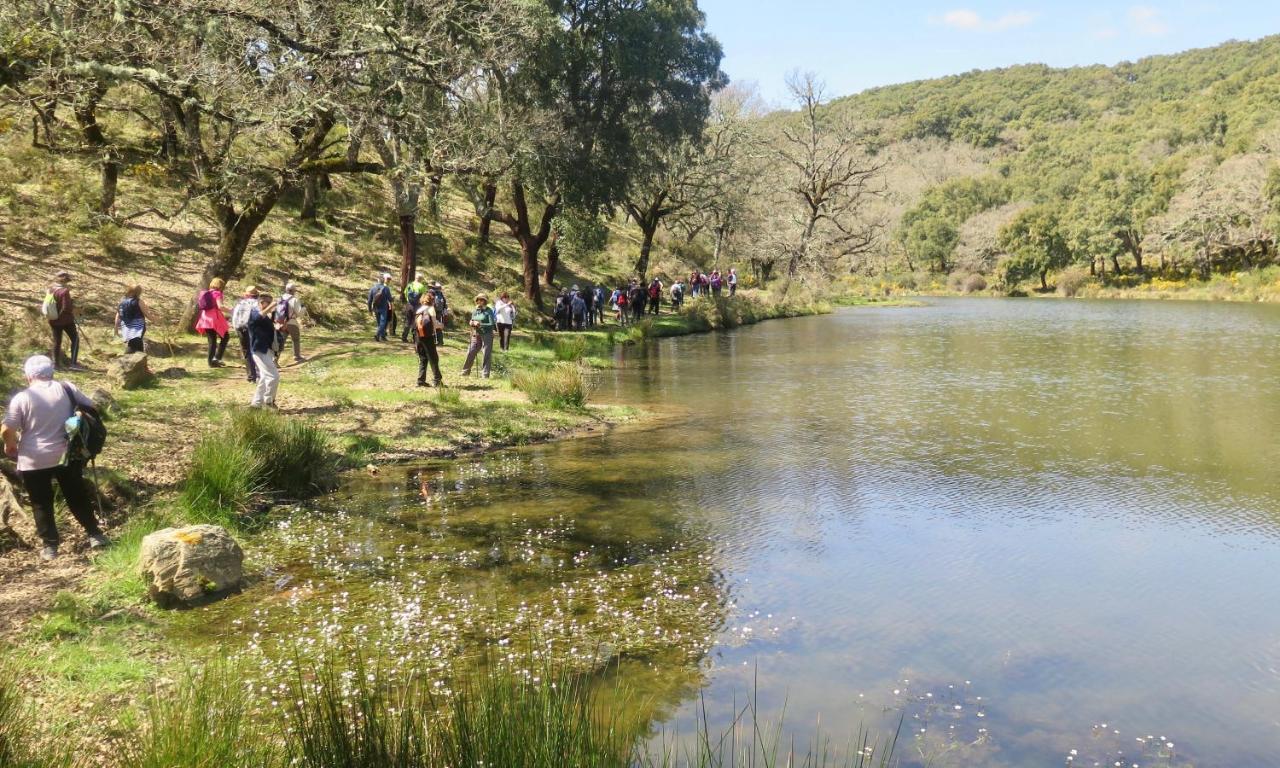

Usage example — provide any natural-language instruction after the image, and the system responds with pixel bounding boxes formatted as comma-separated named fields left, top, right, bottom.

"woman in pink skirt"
left=195, top=277, right=230, bottom=367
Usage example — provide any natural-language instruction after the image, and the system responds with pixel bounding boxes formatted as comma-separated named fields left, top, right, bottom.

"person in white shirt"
left=1, top=355, right=109, bottom=560
left=494, top=292, right=517, bottom=351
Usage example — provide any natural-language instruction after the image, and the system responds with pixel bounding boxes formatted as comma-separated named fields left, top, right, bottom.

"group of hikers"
left=4, top=263, right=742, bottom=560
left=547, top=268, right=738, bottom=330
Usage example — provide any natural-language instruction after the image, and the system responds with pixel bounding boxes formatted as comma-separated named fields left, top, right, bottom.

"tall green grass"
left=180, top=408, right=334, bottom=525
left=512, top=363, right=592, bottom=408
left=118, top=665, right=272, bottom=768
left=554, top=335, right=591, bottom=361
left=0, top=664, right=70, bottom=768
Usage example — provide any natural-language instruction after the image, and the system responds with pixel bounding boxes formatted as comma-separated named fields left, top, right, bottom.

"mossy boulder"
left=140, top=525, right=244, bottom=607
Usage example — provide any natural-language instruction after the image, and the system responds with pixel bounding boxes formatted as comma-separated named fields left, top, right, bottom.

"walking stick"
left=88, top=456, right=107, bottom=524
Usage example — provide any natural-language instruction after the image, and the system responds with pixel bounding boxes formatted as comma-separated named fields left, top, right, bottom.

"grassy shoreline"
left=0, top=290, right=846, bottom=763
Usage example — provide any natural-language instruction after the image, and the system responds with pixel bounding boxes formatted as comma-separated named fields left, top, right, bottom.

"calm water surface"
left=206, top=298, right=1280, bottom=767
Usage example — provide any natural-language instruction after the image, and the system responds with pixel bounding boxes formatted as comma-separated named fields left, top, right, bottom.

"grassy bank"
left=0, top=650, right=898, bottom=768
left=838, top=266, right=1280, bottom=303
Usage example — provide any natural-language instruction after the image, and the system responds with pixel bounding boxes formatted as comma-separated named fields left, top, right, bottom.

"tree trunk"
left=477, top=183, right=496, bottom=245
left=1039, top=269, right=1049, bottom=291
left=520, top=236, right=543, bottom=307
left=544, top=230, right=561, bottom=287
left=73, top=94, right=117, bottom=216
left=1089, top=259, right=1096, bottom=277
left=713, top=225, right=727, bottom=271
left=760, top=260, right=774, bottom=284
left=635, top=223, right=657, bottom=280
left=426, top=173, right=443, bottom=224
left=31, top=101, right=56, bottom=148
left=398, top=214, right=418, bottom=299
left=300, top=175, right=321, bottom=222
left=1110, top=254, right=1122, bottom=275
left=183, top=194, right=280, bottom=328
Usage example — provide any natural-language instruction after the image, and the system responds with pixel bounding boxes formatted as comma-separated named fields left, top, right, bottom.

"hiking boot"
left=88, top=534, right=111, bottom=549
left=417, top=381, right=428, bottom=387
left=40, top=545, right=58, bottom=561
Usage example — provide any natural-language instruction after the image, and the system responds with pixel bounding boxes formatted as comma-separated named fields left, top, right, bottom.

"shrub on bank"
left=1056, top=267, right=1092, bottom=297
left=181, top=409, right=334, bottom=524
left=512, top=363, right=592, bottom=408
left=554, top=335, right=590, bottom=361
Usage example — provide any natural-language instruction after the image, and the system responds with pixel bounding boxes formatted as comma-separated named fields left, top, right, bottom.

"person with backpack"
left=612, top=286, right=628, bottom=326
left=710, top=271, right=723, bottom=297
left=401, top=274, right=426, bottom=343
left=689, top=270, right=701, bottom=298
left=276, top=282, right=308, bottom=363
left=195, top=278, right=231, bottom=367
left=648, top=278, right=662, bottom=316
left=670, top=280, right=685, bottom=311
left=461, top=294, right=497, bottom=378
left=494, top=292, right=517, bottom=351
left=113, top=284, right=152, bottom=354
left=553, top=290, right=570, bottom=331
left=44, top=271, right=82, bottom=371
left=570, top=289, right=587, bottom=330
left=414, top=298, right=443, bottom=388
left=593, top=286, right=608, bottom=325
left=430, top=282, right=449, bottom=346
left=247, top=293, right=281, bottom=408
left=231, top=286, right=260, bottom=382
left=2, top=355, right=109, bottom=560
left=367, top=273, right=393, bottom=341
left=728, top=268, right=739, bottom=296
left=628, top=281, right=647, bottom=323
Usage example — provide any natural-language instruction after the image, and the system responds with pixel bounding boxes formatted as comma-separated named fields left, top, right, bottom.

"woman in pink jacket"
left=195, top=277, right=231, bottom=367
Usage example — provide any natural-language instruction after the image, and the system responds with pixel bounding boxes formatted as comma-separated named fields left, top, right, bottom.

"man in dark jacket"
left=628, top=281, right=647, bottom=323
left=367, top=273, right=393, bottom=341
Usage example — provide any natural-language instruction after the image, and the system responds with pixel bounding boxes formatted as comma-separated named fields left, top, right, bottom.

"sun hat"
left=23, top=355, right=55, bottom=381
left=474, top=293, right=488, bottom=304
left=243, top=285, right=260, bottom=297
left=54, top=270, right=71, bottom=281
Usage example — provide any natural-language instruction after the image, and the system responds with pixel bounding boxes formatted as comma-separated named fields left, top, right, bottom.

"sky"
left=698, top=1, right=1280, bottom=106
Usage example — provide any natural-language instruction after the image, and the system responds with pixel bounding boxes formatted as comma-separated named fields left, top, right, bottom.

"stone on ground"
left=107, top=352, right=153, bottom=390
left=139, top=525, right=244, bottom=606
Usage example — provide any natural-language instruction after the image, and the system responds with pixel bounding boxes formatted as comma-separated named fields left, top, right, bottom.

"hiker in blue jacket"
left=367, top=273, right=393, bottom=341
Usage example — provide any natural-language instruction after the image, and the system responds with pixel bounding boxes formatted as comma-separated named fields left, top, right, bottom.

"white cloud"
left=934, top=9, right=1036, bottom=32
left=1129, top=5, right=1169, bottom=36
left=1093, top=26, right=1120, bottom=40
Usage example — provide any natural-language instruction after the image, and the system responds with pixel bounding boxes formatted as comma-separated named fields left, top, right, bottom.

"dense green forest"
left=827, top=34, right=1280, bottom=291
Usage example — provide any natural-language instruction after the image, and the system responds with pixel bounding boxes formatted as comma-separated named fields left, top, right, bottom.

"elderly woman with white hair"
left=1, top=355, right=109, bottom=560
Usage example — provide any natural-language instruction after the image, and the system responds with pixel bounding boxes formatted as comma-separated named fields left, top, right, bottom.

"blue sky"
left=699, top=1, right=1280, bottom=105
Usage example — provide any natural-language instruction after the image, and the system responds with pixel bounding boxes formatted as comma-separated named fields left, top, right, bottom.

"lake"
left=206, top=298, right=1280, bottom=767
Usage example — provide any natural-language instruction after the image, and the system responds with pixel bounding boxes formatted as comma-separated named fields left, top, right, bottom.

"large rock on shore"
left=107, top=352, right=153, bottom=390
left=140, top=525, right=244, bottom=606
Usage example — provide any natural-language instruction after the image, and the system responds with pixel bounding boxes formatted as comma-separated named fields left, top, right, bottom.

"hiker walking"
left=415, top=299, right=444, bottom=388
left=494, top=292, right=517, bottom=351
left=570, top=289, right=587, bottom=330
left=247, top=293, right=280, bottom=408
left=401, top=274, right=426, bottom=343
left=231, top=286, right=260, bottom=382
left=113, top=284, right=152, bottom=354
left=648, top=278, right=662, bottom=316
left=461, top=294, right=497, bottom=378
left=430, top=282, right=448, bottom=346
left=593, top=286, right=608, bottom=325
left=628, top=281, right=646, bottom=323
left=670, top=280, right=685, bottom=311
left=195, top=278, right=231, bottom=367
left=1, top=355, right=110, bottom=560
left=728, top=268, right=739, bottom=296
left=44, top=271, right=82, bottom=370
left=612, top=287, right=628, bottom=326
left=278, top=282, right=308, bottom=363
left=367, top=273, right=393, bottom=341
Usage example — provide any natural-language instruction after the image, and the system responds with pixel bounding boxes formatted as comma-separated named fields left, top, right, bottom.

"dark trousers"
left=205, top=330, right=228, bottom=363
left=51, top=323, right=79, bottom=367
left=416, top=336, right=442, bottom=385
left=21, top=461, right=101, bottom=547
left=401, top=306, right=417, bottom=342
left=497, top=323, right=513, bottom=351
left=649, top=296, right=660, bottom=315
left=125, top=336, right=144, bottom=354
left=632, top=303, right=644, bottom=322
left=238, top=329, right=257, bottom=380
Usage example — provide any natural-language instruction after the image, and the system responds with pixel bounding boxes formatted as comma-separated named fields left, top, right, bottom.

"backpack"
left=275, top=296, right=292, bottom=323
left=119, top=297, right=142, bottom=324
left=61, top=383, right=106, bottom=463
left=197, top=290, right=216, bottom=311
left=41, top=291, right=60, bottom=321
left=231, top=299, right=254, bottom=331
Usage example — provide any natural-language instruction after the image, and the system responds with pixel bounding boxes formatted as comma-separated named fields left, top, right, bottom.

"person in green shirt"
left=461, top=293, right=497, bottom=378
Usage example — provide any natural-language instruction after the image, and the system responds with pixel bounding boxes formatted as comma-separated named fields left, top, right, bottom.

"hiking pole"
left=88, top=457, right=107, bottom=525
